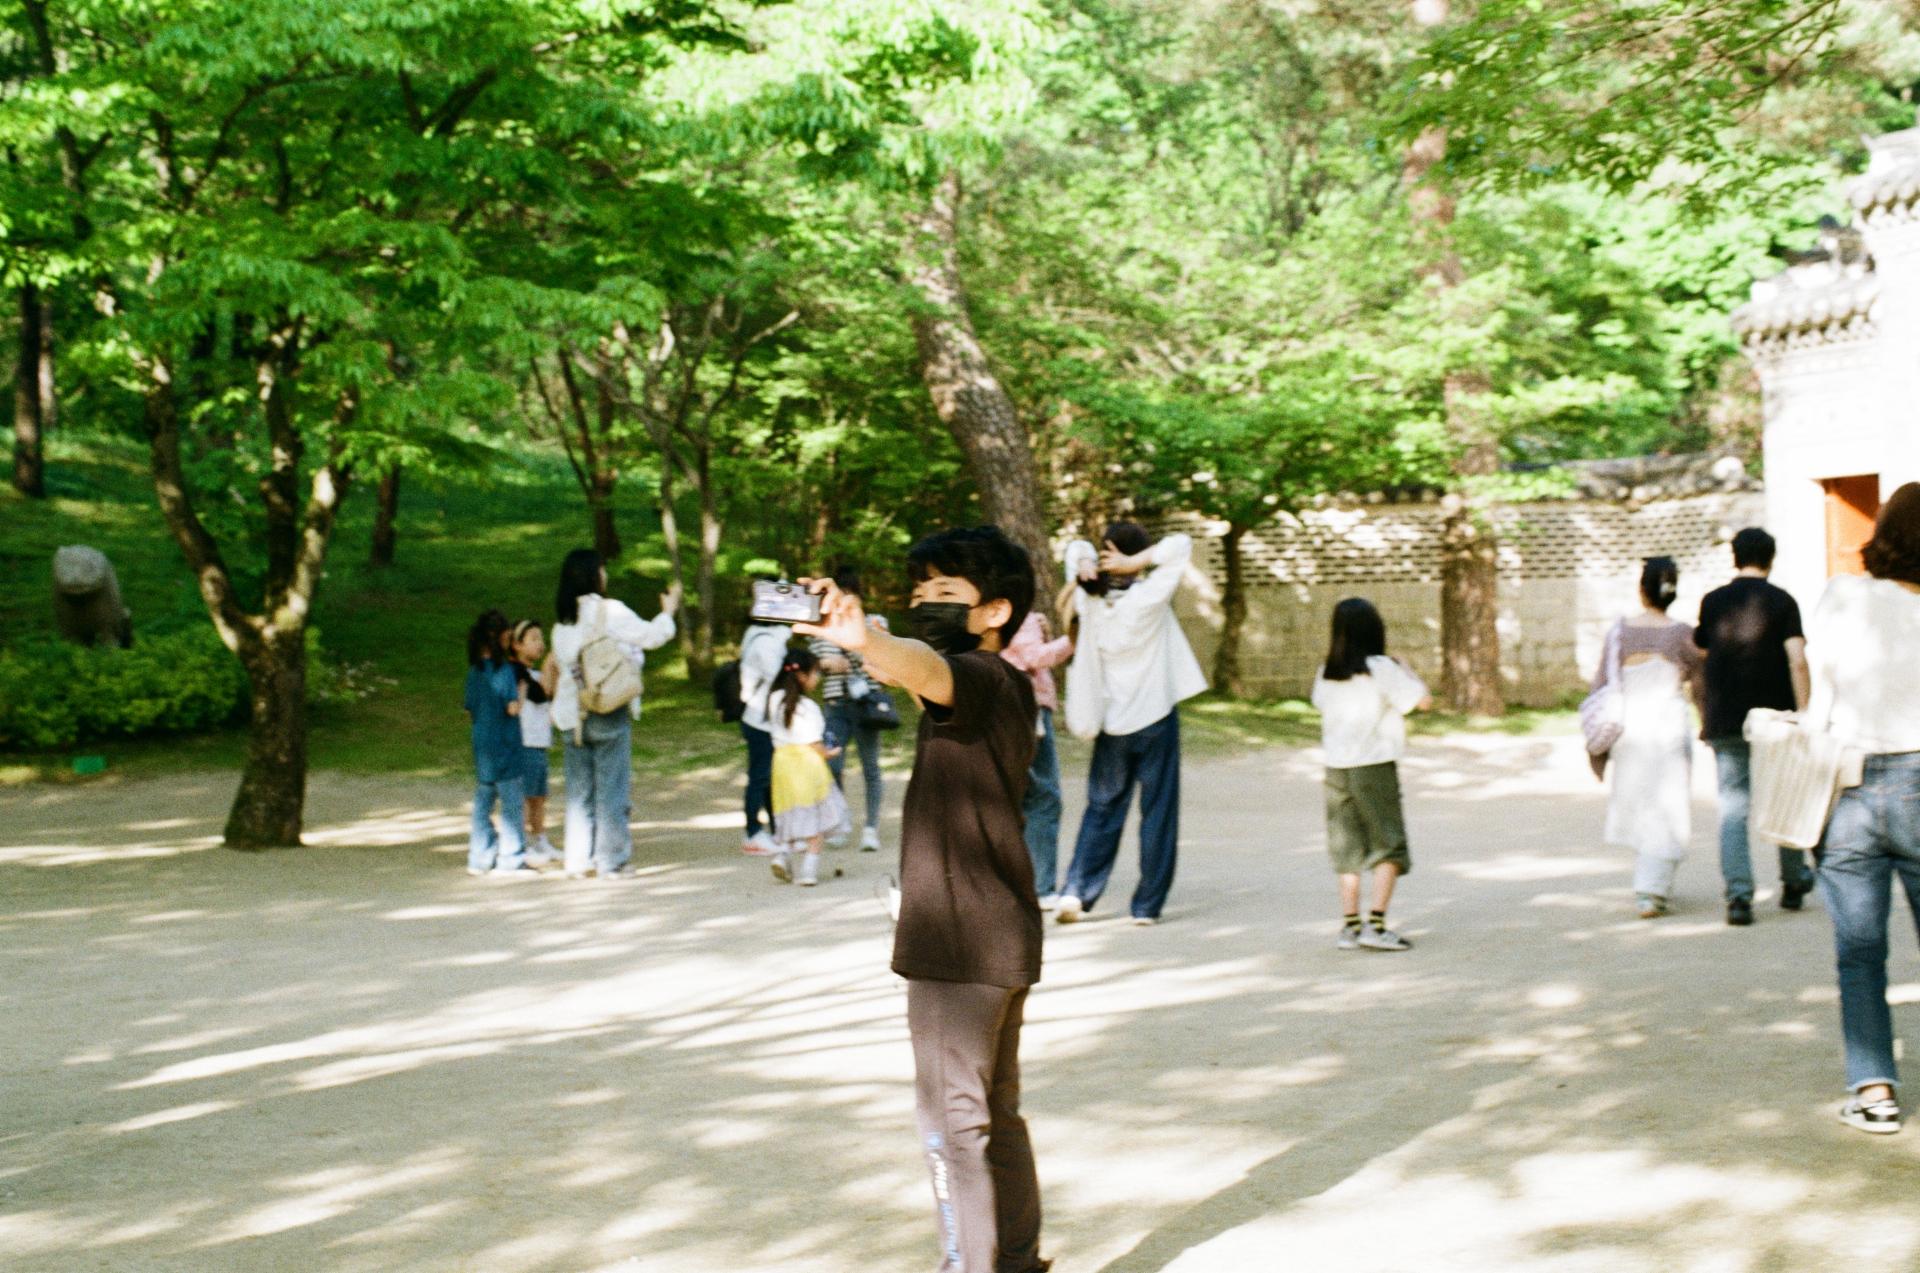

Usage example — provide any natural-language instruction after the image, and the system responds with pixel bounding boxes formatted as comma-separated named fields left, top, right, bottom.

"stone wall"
left=1155, top=490, right=1766, bottom=706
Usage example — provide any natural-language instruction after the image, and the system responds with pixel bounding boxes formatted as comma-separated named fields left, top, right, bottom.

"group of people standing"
left=1587, top=489, right=1920, bottom=1136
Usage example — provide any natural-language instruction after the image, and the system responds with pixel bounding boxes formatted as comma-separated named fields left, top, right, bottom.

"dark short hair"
left=1863, top=482, right=1920, bottom=585
left=555, top=549, right=603, bottom=625
left=1640, top=556, right=1680, bottom=612
left=1731, top=527, right=1776, bottom=571
left=906, top=525, right=1034, bottom=643
left=1322, top=597, right=1387, bottom=681
left=831, top=565, right=864, bottom=597
left=467, top=608, right=511, bottom=667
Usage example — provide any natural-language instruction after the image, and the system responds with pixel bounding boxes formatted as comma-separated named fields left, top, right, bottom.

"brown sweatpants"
left=907, top=979, right=1045, bottom=1273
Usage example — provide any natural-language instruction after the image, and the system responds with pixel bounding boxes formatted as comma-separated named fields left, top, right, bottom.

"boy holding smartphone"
left=798, top=525, right=1050, bottom=1273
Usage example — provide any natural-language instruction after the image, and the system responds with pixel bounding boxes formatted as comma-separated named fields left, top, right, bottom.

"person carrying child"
left=765, top=647, right=851, bottom=887
left=796, top=525, right=1051, bottom=1273
left=464, top=609, right=536, bottom=878
left=510, top=619, right=561, bottom=868
left=1310, top=598, right=1430, bottom=950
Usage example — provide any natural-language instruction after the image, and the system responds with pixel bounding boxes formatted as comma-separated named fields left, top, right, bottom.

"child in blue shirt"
left=465, top=609, right=534, bottom=877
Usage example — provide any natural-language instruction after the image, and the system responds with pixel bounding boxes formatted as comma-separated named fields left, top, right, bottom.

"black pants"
left=907, top=980, right=1046, bottom=1273
left=740, top=721, right=773, bottom=836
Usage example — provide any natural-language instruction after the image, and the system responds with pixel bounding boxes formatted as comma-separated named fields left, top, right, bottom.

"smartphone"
left=749, top=579, right=822, bottom=625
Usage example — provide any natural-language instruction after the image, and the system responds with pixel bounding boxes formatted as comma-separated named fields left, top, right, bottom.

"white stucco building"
left=1733, top=127, right=1920, bottom=610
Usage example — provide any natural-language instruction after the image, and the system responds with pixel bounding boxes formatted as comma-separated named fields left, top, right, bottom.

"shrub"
left=0, top=627, right=360, bottom=750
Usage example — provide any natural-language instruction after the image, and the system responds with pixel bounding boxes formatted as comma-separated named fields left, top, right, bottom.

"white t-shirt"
left=1311, top=655, right=1429, bottom=769
left=738, top=625, right=789, bottom=732
left=765, top=691, right=826, bottom=748
left=1806, top=573, right=1920, bottom=755
left=1063, top=534, right=1209, bottom=736
left=519, top=695, right=553, bottom=750
left=550, top=595, right=676, bottom=732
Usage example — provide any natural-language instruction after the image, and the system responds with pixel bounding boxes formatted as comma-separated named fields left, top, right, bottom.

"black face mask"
left=910, top=601, right=982, bottom=656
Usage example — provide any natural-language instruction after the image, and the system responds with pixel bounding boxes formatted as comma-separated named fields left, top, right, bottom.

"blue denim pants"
left=1711, top=739, right=1815, bottom=903
left=741, top=720, right=773, bottom=837
left=563, top=709, right=633, bottom=875
left=824, top=701, right=885, bottom=831
left=1022, top=708, right=1064, bottom=896
left=1063, top=709, right=1181, bottom=919
left=1817, top=750, right=1920, bottom=1093
left=469, top=772, right=527, bottom=873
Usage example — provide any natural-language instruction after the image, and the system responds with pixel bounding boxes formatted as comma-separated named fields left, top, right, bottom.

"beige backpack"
left=575, top=598, right=642, bottom=720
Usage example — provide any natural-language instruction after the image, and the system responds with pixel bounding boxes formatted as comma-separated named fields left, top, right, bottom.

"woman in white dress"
left=1593, top=557, right=1705, bottom=918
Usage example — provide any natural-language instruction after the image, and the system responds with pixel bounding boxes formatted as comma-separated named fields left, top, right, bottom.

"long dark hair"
left=1864, top=482, right=1920, bottom=585
left=555, top=548, right=603, bottom=625
left=1077, top=520, right=1152, bottom=598
left=1640, top=556, right=1680, bottom=612
left=1322, top=597, right=1386, bottom=681
left=770, top=647, right=819, bottom=731
left=467, top=608, right=511, bottom=667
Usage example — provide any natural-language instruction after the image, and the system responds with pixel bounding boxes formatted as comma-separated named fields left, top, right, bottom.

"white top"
left=765, top=691, right=826, bottom=747
left=1311, top=656, right=1429, bottom=769
left=738, top=624, right=789, bottom=732
left=1806, top=574, right=1920, bottom=755
left=550, top=594, right=677, bottom=732
left=1062, top=533, right=1209, bottom=737
left=518, top=694, right=553, bottom=750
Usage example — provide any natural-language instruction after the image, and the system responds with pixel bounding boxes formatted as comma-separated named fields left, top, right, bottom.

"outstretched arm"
left=794, top=578, right=955, bottom=708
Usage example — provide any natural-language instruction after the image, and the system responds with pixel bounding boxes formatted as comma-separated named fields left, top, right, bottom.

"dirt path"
left=3, top=736, right=1918, bottom=1272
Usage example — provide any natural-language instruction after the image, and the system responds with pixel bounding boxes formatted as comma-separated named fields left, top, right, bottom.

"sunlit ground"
left=3, top=735, right=1917, bottom=1272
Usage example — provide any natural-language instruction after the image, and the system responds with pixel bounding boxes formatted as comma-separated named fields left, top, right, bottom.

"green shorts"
left=1325, top=762, right=1411, bottom=876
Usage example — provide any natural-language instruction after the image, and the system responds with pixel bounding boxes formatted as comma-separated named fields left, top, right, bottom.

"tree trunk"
left=1214, top=521, right=1250, bottom=698
left=370, top=465, right=401, bottom=567
left=13, top=282, right=51, bottom=498
left=224, top=629, right=309, bottom=848
left=588, top=470, right=620, bottom=560
left=692, top=453, right=721, bottom=680
left=908, top=170, right=1054, bottom=580
left=1405, top=0, right=1504, bottom=715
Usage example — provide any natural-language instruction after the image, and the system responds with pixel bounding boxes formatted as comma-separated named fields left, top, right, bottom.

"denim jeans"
left=741, top=720, right=773, bottom=837
left=1711, top=739, right=1814, bottom=903
left=1063, top=709, right=1181, bottom=919
left=1023, top=708, right=1063, bottom=896
left=469, top=773, right=527, bottom=872
left=1818, top=750, right=1920, bottom=1093
left=563, top=709, right=633, bottom=875
left=824, top=701, right=884, bottom=830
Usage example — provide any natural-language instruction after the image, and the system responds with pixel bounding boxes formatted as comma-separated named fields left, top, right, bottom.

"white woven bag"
left=1745, top=707, right=1866, bottom=850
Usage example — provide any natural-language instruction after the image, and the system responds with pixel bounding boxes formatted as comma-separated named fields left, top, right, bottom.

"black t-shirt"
left=892, top=650, right=1041, bottom=988
left=1694, top=576, right=1804, bottom=740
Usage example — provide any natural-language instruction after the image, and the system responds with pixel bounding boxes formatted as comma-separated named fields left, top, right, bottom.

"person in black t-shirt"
left=797, top=525, right=1050, bottom=1273
left=1694, top=527, right=1814, bottom=925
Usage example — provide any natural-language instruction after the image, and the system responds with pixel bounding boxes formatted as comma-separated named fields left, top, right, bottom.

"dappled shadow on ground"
left=3, top=737, right=1919, bottom=1272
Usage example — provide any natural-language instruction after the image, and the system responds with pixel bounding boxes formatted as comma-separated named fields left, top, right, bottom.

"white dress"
left=1599, top=621, right=1700, bottom=899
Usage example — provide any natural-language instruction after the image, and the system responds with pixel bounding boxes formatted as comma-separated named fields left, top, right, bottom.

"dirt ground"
left=4, top=733, right=1920, bottom=1273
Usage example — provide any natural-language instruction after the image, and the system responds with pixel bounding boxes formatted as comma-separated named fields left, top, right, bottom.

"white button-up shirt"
left=1062, top=533, right=1209, bottom=737
left=550, top=594, right=677, bottom=732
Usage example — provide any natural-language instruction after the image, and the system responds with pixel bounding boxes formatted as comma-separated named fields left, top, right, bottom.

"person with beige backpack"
left=1801, top=483, right=1920, bottom=1135
left=550, top=548, right=678, bottom=880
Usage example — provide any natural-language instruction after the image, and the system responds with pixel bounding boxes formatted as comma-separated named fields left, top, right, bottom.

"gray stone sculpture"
left=52, top=545, right=133, bottom=648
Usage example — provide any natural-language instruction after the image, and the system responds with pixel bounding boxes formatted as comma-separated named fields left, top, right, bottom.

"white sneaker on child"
left=798, top=854, right=820, bottom=887
left=770, top=851, right=792, bottom=884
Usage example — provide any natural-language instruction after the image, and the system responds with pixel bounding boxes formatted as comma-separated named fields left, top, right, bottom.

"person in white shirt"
left=1803, top=482, right=1920, bottom=1136
left=736, top=607, right=791, bottom=856
left=510, top=620, right=560, bottom=866
left=550, top=548, right=678, bottom=879
left=763, top=647, right=850, bottom=887
left=1310, top=598, right=1430, bottom=951
left=1055, top=522, right=1209, bottom=925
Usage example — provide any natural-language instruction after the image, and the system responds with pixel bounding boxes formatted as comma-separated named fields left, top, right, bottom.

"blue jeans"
left=469, top=772, right=527, bottom=872
left=563, top=710, right=633, bottom=875
left=1817, top=751, right=1920, bottom=1093
left=1063, top=709, right=1181, bottom=919
left=824, top=701, right=884, bottom=830
left=741, top=721, right=773, bottom=837
left=1711, top=740, right=1814, bottom=903
left=1023, top=708, right=1063, bottom=896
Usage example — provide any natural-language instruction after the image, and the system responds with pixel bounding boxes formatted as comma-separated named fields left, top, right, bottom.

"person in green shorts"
left=1310, top=598, right=1431, bottom=951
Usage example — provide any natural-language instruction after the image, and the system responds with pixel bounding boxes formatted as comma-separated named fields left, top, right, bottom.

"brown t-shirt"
left=891, top=650, right=1041, bottom=988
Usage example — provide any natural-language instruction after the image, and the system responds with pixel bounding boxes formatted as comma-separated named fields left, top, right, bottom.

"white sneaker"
left=1055, top=896, right=1084, bottom=924
left=798, top=853, right=820, bottom=887
left=1130, top=915, right=1157, bottom=927
left=489, top=863, right=542, bottom=880
left=1037, top=893, right=1061, bottom=912
left=743, top=830, right=778, bottom=856
left=770, top=851, right=792, bottom=884
left=1357, top=925, right=1411, bottom=951
left=860, top=826, right=882, bottom=852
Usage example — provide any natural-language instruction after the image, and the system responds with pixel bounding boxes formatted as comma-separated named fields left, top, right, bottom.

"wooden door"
left=1823, top=475, right=1880, bottom=576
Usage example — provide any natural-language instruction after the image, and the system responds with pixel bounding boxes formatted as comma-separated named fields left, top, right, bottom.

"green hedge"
left=0, top=627, right=352, bottom=750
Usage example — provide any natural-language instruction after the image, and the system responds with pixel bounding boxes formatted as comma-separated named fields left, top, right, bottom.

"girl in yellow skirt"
left=766, top=648, right=851, bottom=886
